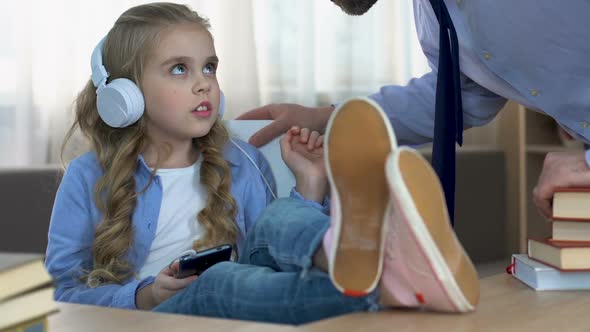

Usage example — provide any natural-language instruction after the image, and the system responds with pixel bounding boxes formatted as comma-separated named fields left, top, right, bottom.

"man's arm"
left=239, top=0, right=507, bottom=147
left=369, top=70, right=507, bottom=146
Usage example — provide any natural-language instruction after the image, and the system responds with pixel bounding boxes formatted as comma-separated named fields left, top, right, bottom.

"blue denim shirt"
left=45, top=138, right=327, bottom=309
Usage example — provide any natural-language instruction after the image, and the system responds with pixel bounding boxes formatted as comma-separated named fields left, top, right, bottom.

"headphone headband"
left=91, top=37, right=109, bottom=89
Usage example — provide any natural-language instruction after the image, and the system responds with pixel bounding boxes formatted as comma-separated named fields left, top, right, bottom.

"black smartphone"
left=175, top=244, right=233, bottom=278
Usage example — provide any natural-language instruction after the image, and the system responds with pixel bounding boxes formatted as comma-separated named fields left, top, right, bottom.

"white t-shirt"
left=138, top=158, right=206, bottom=278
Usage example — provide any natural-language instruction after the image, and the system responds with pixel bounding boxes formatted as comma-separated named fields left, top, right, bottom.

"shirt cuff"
left=289, top=187, right=330, bottom=215
left=131, top=276, right=156, bottom=309
left=585, top=149, right=590, bottom=169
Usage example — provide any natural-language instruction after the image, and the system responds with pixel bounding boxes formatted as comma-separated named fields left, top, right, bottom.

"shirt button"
left=483, top=52, right=492, bottom=60
left=529, top=89, right=539, bottom=96
left=581, top=122, right=589, bottom=129
left=456, top=0, right=462, bottom=5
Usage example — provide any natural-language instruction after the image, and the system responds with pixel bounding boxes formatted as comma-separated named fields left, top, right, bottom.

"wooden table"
left=302, top=274, right=590, bottom=332
left=48, top=302, right=296, bottom=332
left=48, top=274, right=590, bottom=331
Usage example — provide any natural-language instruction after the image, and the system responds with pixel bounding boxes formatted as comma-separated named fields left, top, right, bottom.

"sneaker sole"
left=386, top=147, right=479, bottom=312
left=325, top=97, right=397, bottom=295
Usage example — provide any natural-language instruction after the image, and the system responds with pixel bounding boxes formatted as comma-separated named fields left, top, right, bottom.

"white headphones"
left=89, top=37, right=273, bottom=197
left=90, top=36, right=225, bottom=128
left=91, top=37, right=144, bottom=128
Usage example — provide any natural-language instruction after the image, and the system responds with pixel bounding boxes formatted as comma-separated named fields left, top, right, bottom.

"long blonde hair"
left=62, top=2, right=238, bottom=287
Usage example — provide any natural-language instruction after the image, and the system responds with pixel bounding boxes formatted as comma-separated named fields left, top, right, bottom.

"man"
left=238, top=0, right=590, bottom=219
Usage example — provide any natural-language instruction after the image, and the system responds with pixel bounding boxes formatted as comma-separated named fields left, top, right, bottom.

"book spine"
left=552, top=216, right=590, bottom=222
left=554, top=187, right=590, bottom=193
left=511, top=255, right=540, bottom=290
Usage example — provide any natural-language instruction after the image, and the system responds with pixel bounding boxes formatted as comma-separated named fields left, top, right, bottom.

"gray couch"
left=1, top=166, right=63, bottom=253
left=0, top=151, right=507, bottom=263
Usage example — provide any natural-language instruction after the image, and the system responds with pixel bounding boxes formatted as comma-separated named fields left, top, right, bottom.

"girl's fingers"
left=280, top=132, right=293, bottom=157
left=316, top=135, right=324, bottom=148
left=163, top=261, right=179, bottom=277
left=159, top=272, right=197, bottom=291
left=284, top=128, right=293, bottom=142
left=300, top=128, right=310, bottom=143
left=180, top=275, right=198, bottom=286
left=285, top=126, right=298, bottom=145
left=157, top=260, right=198, bottom=291
left=308, top=131, right=320, bottom=150
left=158, top=273, right=185, bottom=290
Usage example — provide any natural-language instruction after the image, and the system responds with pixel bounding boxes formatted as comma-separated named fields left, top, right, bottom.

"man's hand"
left=533, top=151, right=590, bottom=219
left=136, top=261, right=197, bottom=310
left=280, top=126, right=327, bottom=203
left=236, top=104, right=334, bottom=147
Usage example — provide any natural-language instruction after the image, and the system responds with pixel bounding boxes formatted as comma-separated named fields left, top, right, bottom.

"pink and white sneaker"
left=323, top=97, right=397, bottom=296
left=380, top=147, right=480, bottom=312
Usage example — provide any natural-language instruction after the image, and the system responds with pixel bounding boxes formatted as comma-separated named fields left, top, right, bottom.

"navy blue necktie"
left=428, top=0, right=463, bottom=225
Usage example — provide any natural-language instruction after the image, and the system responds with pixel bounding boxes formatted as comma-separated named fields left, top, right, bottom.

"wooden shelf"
left=417, top=145, right=502, bottom=155
left=413, top=103, right=573, bottom=257
left=526, top=145, right=580, bottom=154
left=501, top=104, right=571, bottom=253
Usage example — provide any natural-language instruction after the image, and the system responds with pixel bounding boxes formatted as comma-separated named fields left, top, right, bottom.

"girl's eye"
left=171, top=64, right=187, bottom=75
left=203, top=63, right=217, bottom=75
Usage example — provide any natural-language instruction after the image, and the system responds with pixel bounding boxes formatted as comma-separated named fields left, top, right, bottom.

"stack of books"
left=510, top=188, right=590, bottom=290
left=0, top=253, right=58, bottom=331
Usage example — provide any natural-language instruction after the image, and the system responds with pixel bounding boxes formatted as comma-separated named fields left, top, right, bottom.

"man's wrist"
left=318, top=105, right=336, bottom=132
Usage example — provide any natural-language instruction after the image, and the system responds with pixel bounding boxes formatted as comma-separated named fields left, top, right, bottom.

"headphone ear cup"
left=96, top=78, right=145, bottom=128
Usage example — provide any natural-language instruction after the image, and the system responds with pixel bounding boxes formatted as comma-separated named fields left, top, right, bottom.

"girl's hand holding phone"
left=136, top=261, right=197, bottom=310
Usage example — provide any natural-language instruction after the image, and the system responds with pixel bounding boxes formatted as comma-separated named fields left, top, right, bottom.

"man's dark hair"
left=330, top=0, right=379, bottom=15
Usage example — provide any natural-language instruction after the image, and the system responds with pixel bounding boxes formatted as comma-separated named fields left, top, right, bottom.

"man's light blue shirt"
left=45, top=139, right=327, bottom=309
left=370, top=0, right=590, bottom=165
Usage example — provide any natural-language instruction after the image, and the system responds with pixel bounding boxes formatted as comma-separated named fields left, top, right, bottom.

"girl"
left=47, top=3, right=325, bottom=308
left=46, top=2, right=479, bottom=325
left=45, top=1, right=349, bottom=319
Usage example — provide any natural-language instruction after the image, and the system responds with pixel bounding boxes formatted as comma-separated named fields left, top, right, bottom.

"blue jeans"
left=153, top=198, right=380, bottom=325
